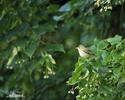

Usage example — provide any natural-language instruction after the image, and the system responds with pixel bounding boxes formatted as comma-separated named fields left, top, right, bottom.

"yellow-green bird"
left=76, top=44, right=95, bottom=59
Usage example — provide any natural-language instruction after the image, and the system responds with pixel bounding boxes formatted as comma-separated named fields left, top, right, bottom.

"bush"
left=68, top=35, right=125, bottom=100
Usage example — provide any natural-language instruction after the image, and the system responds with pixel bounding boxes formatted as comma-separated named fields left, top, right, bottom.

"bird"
left=76, top=44, right=95, bottom=59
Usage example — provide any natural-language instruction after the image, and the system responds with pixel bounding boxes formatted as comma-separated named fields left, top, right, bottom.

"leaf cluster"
left=68, top=35, right=125, bottom=100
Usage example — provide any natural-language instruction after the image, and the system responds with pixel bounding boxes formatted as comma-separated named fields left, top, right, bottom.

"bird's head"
left=76, top=44, right=85, bottom=51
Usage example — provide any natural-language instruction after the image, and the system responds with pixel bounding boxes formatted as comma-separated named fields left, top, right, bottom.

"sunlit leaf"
left=97, top=40, right=108, bottom=50
left=58, top=3, right=71, bottom=12
left=107, top=35, right=122, bottom=45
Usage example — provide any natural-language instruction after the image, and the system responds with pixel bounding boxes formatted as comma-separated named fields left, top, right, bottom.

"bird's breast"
left=78, top=50, right=89, bottom=58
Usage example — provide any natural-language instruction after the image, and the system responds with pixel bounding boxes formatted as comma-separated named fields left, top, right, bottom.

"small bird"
left=76, top=44, right=95, bottom=58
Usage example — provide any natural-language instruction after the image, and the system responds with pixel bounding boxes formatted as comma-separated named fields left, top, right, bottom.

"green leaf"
left=94, top=38, right=100, bottom=46
left=24, top=40, right=40, bottom=58
left=89, top=45, right=97, bottom=54
left=98, top=67, right=108, bottom=73
left=16, top=38, right=28, bottom=49
left=68, top=60, right=85, bottom=85
left=58, top=3, right=71, bottom=12
left=107, top=35, right=122, bottom=45
left=53, top=16, right=63, bottom=21
left=29, top=58, right=44, bottom=74
left=68, top=69, right=83, bottom=85
left=2, top=22, right=29, bottom=42
left=119, top=71, right=125, bottom=84
left=102, top=50, right=110, bottom=64
left=107, top=0, right=111, bottom=3
left=47, top=5, right=59, bottom=13
left=102, top=50, right=108, bottom=59
left=113, top=67, right=121, bottom=76
left=97, top=40, right=108, bottom=50
left=33, top=24, right=54, bottom=35
left=44, top=44, right=65, bottom=53
left=18, top=22, right=30, bottom=35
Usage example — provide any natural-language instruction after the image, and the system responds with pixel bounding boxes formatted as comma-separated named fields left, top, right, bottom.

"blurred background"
left=0, top=0, right=125, bottom=100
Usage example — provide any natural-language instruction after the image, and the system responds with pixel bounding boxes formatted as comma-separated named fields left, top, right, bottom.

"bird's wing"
left=83, top=48, right=95, bottom=56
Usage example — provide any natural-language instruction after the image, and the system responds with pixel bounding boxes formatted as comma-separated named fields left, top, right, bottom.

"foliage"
left=0, top=0, right=125, bottom=100
left=68, top=35, right=125, bottom=100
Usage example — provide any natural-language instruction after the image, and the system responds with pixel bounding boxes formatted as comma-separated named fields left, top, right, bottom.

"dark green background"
left=0, top=0, right=125, bottom=100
